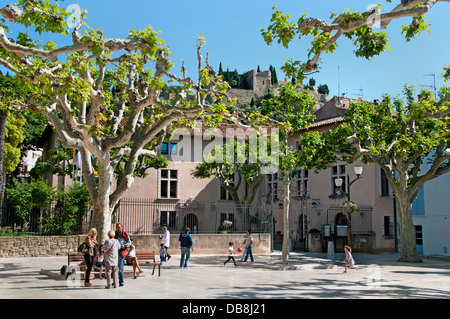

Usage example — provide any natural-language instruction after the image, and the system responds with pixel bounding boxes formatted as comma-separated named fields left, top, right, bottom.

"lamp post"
left=334, top=165, right=363, bottom=247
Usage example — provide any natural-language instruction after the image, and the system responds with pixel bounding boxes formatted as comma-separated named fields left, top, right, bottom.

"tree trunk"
left=396, top=194, right=422, bottom=262
left=91, top=204, right=112, bottom=243
left=0, top=110, right=7, bottom=226
left=0, top=110, right=7, bottom=202
left=84, top=158, right=115, bottom=242
left=282, top=170, right=290, bottom=265
left=347, top=213, right=352, bottom=248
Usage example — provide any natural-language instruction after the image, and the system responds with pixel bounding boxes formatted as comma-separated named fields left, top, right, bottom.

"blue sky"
left=11, top=0, right=450, bottom=101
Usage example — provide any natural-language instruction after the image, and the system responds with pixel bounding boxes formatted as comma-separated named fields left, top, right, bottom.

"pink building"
left=37, top=94, right=396, bottom=253
left=120, top=97, right=396, bottom=253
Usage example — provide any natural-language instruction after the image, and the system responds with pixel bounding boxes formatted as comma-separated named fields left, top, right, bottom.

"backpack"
left=60, top=265, right=68, bottom=276
left=77, top=242, right=88, bottom=254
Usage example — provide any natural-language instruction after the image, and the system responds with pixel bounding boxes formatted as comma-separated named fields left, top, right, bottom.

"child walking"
left=96, top=244, right=105, bottom=279
left=159, top=243, right=167, bottom=263
left=224, top=242, right=237, bottom=267
left=343, top=245, right=359, bottom=273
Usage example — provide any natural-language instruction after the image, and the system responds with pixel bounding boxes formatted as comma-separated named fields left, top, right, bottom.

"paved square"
left=1, top=252, right=449, bottom=300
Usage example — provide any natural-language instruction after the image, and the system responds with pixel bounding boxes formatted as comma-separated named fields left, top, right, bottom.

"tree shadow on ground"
left=208, top=276, right=450, bottom=299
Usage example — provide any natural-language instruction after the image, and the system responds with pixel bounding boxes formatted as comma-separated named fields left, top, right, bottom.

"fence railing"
left=114, top=198, right=273, bottom=235
left=1, top=198, right=273, bottom=236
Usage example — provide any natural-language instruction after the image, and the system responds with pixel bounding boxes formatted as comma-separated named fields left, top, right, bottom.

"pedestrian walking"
left=159, top=243, right=167, bottom=263
left=83, top=228, right=98, bottom=287
left=243, top=230, right=254, bottom=262
left=343, top=245, right=359, bottom=273
left=239, top=233, right=247, bottom=262
left=115, top=223, right=131, bottom=286
left=179, top=227, right=193, bottom=269
left=160, top=226, right=171, bottom=261
left=224, top=242, right=237, bottom=267
left=103, top=230, right=120, bottom=288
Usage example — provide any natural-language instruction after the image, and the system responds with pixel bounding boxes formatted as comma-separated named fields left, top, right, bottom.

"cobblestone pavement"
left=1, top=252, right=449, bottom=300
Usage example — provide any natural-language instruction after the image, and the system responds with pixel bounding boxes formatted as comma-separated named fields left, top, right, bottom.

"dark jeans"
left=84, top=253, right=94, bottom=283
left=165, top=247, right=171, bottom=259
left=224, top=256, right=236, bottom=266
left=244, top=246, right=254, bottom=262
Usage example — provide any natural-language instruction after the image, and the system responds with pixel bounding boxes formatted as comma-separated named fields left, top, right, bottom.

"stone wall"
left=0, top=233, right=272, bottom=258
left=0, top=235, right=82, bottom=257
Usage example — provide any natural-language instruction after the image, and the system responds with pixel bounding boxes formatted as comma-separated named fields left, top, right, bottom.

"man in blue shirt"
left=179, top=227, right=194, bottom=269
left=114, top=223, right=131, bottom=286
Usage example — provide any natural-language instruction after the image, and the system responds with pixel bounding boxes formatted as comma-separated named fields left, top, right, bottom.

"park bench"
left=66, top=253, right=100, bottom=279
left=68, top=253, right=98, bottom=269
left=126, top=251, right=161, bottom=276
left=67, top=251, right=161, bottom=278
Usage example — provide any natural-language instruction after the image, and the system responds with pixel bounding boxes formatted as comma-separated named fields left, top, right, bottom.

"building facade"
left=119, top=109, right=397, bottom=253
left=34, top=74, right=400, bottom=253
left=412, top=162, right=450, bottom=257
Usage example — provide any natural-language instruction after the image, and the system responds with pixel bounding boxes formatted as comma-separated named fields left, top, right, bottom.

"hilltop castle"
left=226, top=69, right=329, bottom=111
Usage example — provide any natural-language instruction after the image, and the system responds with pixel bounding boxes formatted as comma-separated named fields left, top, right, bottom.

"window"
left=159, top=169, right=178, bottom=198
left=267, top=173, right=278, bottom=200
left=414, top=225, right=423, bottom=245
left=161, top=142, right=177, bottom=155
left=160, top=211, right=176, bottom=228
left=383, top=216, right=393, bottom=237
left=331, top=164, right=346, bottom=196
left=380, top=169, right=390, bottom=196
left=415, top=225, right=423, bottom=245
left=220, top=173, right=235, bottom=200
left=412, top=186, right=425, bottom=216
left=296, top=169, right=309, bottom=196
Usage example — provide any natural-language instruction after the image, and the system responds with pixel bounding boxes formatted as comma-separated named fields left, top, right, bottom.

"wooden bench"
left=68, top=253, right=98, bottom=268
left=67, top=253, right=100, bottom=279
left=68, top=251, right=161, bottom=277
left=127, top=251, right=161, bottom=276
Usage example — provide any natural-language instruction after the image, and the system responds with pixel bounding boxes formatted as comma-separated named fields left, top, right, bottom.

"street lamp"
left=334, top=165, right=363, bottom=247
left=334, top=165, right=363, bottom=201
left=354, top=165, right=363, bottom=177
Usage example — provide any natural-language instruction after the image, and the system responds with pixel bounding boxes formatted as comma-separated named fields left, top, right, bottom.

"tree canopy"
left=263, top=0, right=450, bottom=262
left=0, top=1, right=245, bottom=239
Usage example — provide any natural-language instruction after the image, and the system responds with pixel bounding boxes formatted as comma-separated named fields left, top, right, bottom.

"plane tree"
left=263, top=0, right=450, bottom=262
left=261, top=0, right=449, bottom=83
left=0, top=1, right=240, bottom=240
left=191, top=137, right=271, bottom=231
left=299, top=86, right=450, bottom=262
left=259, top=84, right=316, bottom=264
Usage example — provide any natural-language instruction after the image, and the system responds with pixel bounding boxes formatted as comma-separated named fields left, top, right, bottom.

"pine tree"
left=232, top=69, right=240, bottom=88
left=272, top=66, right=278, bottom=85
left=269, top=65, right=278, bottom=85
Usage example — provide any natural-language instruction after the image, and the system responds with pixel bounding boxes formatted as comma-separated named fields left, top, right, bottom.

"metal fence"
left=114, top=198, right=273, bottom=235
left=0, top=198, right=273, bottom=236
left=0, top=200, right=89, bottom=236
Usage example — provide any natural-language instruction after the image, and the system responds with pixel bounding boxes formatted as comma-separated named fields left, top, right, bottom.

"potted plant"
left=340, top=201, right=360, bottom=214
